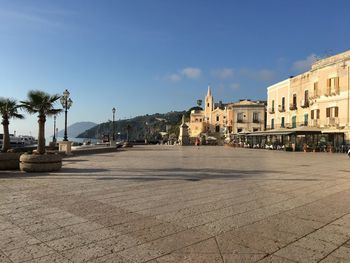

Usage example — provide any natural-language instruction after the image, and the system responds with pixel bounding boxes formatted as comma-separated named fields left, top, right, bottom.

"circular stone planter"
left=0, top=152, right=22, bottom=170
left=19, top=153, right=62, bottom=173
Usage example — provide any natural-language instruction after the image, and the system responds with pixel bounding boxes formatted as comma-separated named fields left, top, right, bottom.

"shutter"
left=327, top=79, right=331, bottom=95
left=326, top=108, right=330, bottom=118
left=311, top=110, right=314, bottom=120
left=317, top=109, right=320, bottom=119
left=335, top=107, right=339, bottom=117
left=335, top=77, right=340, bottom=94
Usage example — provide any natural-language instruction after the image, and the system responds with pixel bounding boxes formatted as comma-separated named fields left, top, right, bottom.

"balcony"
left=278, top=105, right=285, bottom=112
left=289, top=104, right=297, bottom=111
left=300, top=100, right=309, bottom=108
left=268, top=108, right=275, bottom=114
left=326, top=117, right=339, bottom=127
left=237, top=119, right=244, bottom=123
left=253, top=119, right=260, bottom=124
left=309, top=119, right=319, bottom=127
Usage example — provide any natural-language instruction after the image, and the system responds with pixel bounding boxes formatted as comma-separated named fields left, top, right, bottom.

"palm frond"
left=0, top=97, right=24, bottom=120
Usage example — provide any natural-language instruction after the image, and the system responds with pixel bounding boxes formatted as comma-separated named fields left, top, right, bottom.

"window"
left=335, top=107, right=339, bottom=117
left=304, top=90, right=309, bottom=104
left=281, top=97, right=285, bottom=111
left=253, top=112, right=259, bottom=122
left=215, top=125, right=220, bottom=132
left=311, top=110, right=314, bottom=120
left=216, top=115, right=219, bottom=122
left=272, top=100, right=275, bottom=111
left=316, top=109, right=320, bottom=119
left=326, top=108, right=331, bottom=118
left=292, top=94, right=297, bottom=107
left=237, top=128, right=242, bottom=133
left=327, top=77, right=340, bottom=95
left=281, top=117, right=285, bottom=128
left=237, top=112, right=243, bottom=122
left=304, top=113, right=308, bottom=126
left=271, top=119, right=274, bottom=129
left=292, top=116, right=297, bottom=128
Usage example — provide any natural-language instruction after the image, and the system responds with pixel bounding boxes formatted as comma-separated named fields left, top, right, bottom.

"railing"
left=278, top=105, right=285, bottom=112
left=237, top=119, right=244, bottom=123
left=268, top=108, right=275, bottom=114
left=326, top=117, right=339, bottom=126
left=309, top=119, right=319, bottom=127
left=300, top=100, right=309, bottom=108
left=253, top=119, right=260, bottom=124
left=289, top=104, right=297, bottom=111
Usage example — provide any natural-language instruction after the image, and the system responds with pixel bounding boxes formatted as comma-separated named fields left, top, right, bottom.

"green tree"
left=0, top=98, right=24, bottom=152
left=21, top=91, right=61, bottom=154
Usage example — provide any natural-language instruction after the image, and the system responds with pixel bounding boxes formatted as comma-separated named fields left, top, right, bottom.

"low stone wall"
left=68, top=146, right=121, bottom=156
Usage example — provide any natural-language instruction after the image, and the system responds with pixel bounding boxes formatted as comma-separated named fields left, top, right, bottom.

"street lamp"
left=60, top=89, right=73, bottom=141
left=112, top=107, right=116, bottom=141
left=52, top=115, right=57, bottom=143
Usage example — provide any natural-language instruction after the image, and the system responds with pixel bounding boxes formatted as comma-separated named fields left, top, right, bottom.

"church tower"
left=204, top=85, right=214, bottom=123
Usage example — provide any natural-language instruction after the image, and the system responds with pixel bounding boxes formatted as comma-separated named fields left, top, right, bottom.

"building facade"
left=189, top=86, right=266, bottom=138
left=267, top=50, right=350, bottom=146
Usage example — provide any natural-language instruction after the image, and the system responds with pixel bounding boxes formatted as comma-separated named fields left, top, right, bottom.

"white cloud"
left=292, top=54, right=317, bottom=72
left=180, top=67, right=202, bottom=79
left=163, top=67, right=202, bottom=82
left=211, top=68, right=235, bottom=79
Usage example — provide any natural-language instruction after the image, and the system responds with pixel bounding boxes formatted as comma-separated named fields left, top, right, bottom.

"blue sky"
left=1, top=0, right=350, bottom=136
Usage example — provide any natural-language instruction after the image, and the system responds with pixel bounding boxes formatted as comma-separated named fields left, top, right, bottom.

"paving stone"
left=3, top=243, right=55, bottom=263
left=1, top=146, right=350, bottom=262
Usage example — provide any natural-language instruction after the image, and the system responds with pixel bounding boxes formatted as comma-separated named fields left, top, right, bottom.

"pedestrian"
left=195, top=137, right=200, bottom=147
left=347, top=148, right=350, bottom=158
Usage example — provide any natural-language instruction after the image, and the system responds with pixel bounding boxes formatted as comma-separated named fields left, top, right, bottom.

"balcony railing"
left=326, top=117, right=339, bottom=127
left=268, top=108, right=275, bottom=114
left=278, top=105, right=285, bottom=112
left=309, top=119, right=319, bottom=127
left=253, top=119, right=260, bottom=124
left=300, top=100, right=309, bottom=108
left=237, top=119, right=244, bottom=123
left=289, top=104, right=297, bottom=111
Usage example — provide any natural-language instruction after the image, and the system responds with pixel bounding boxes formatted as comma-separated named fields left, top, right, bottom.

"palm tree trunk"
left=2, top=117, right=10, bottom=152
left=37, top=115, right=46, bottom=154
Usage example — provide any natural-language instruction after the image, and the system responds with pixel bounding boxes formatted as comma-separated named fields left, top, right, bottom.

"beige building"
left=267, top=50, right=350, bottom=147
left=189, top=86, right=266, bottom=138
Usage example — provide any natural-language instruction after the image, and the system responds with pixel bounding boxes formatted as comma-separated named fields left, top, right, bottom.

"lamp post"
left=112, top=107, right=116, bottom=141
left=60, top=89, right=73, bottom=141
left=52, top=115, right=57, bottom=143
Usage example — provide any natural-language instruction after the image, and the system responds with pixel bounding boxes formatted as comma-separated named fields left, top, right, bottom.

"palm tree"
left=21, top=91, right=61, bottom=154
left=0, top=98, right=24, bottom=152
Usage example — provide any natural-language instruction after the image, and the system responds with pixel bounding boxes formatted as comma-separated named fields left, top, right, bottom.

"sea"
left=46, top=137, right=99, bottom=145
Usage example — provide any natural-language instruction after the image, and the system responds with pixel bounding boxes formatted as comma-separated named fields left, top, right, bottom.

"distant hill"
left=76, top=111, right=186, bottom=141
left=57, top=122, right=97, bottom=138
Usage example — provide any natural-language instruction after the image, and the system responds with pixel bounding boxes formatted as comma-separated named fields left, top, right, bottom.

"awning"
left=321, top=129, right=346, bottom=134
left=247, top=129, right=294, bottom=136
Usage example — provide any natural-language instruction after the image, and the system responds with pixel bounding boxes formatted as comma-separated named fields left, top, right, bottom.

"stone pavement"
left=1, top=145, right=350, bottom=263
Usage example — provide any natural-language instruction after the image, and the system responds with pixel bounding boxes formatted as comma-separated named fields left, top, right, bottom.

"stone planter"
left=0, top=152, right=22, bottom=170
left=19, top=153, right=62, bottom=173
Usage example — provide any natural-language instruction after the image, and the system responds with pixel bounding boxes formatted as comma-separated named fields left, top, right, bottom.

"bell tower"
left=205, top=85, right=213, bottom=123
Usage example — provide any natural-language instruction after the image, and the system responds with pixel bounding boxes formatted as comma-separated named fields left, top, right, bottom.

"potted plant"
left=0, top=98, right=24, bottom=170
left=19, top=91, right=62, bottom=172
